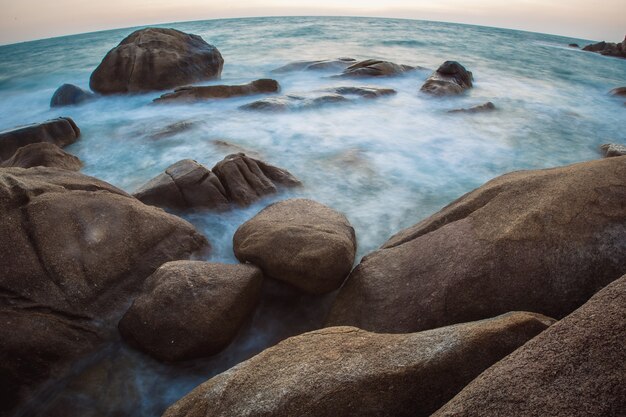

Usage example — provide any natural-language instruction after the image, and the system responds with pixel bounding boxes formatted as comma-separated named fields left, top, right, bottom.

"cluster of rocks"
left=583, top=36, right=626, bottom=59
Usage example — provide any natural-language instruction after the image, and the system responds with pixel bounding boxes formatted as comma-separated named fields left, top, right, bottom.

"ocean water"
left=1, top=16, right=625, bottom=416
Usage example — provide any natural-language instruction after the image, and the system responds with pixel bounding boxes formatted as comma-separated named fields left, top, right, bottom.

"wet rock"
left=600, top=143, right=626, bottom=157
left=448, top=101, right=495, bottom=113
left=568, top=43, right=580, bottom=48
left=338, top=59, right=415, bottom=77
left=50, top=83, right=95, bottom=107
left=234, top=199, right=356, bottom=294
left=0, top=117, right=80, bottom=160
left=0, top=143, right=82, bottom=170
left=163, top=312, right=553, bottom=417
left=154, top=79, right=279, bottom=103
left=609, top=86, right=626, bottom=96
left=420, top=61, right=473, bottom=96
left=434, top=275, right=626, bottom=417
left=119, top=261, right=263, bottom=361
left=0, top=167, right=208, bottom=414
left=90, top=28, right=224, bottom=94
left=582, top=36, right=626, bottom=59
left=149, top=121, right=195, bottom=140
left=327, top=157, right=626, bottom=333
left=271, top=57, right=357, bottom=73
left=329, top=86, right=396, bottom=98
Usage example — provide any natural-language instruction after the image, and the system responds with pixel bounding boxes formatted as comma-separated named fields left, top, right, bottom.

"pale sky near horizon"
left=0, top=0, right=623, bottom=45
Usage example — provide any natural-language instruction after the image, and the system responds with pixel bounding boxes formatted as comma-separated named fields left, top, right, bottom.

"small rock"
left=154, top=79, right=279, bottom=103
left=50, top=84, right=95, bottom=107
left=271, top=58, right=357, bottom=73
left=609, top=86, right=626, bottom=97
left=338, top=59, right=416, bottom=77
left=568, top=43, right=580, bottom=48
left=448, top=102, right=495, bottom=113
left=0, top=143, right=82, bottom=170
left=0, top=117, right=80, bottom=160
left=421, top=61, right=473, bottom=96
left=600, top=143, right=626, bottom=157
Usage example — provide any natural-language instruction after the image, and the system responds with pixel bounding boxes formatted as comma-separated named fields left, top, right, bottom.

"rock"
left=600, top=143, right=626, bottom=157
left=582, top=36, right=626, bottom=59
left=338, top=59, right=415, bottom=77
left=0, top=117, right=80, bottom=160
left=162, top=312, right=553, bottom=417
left=233, top=199, right=356, bottom=294
left=0, top=167, right=208, bottom=414
left=568, top=43, right=580, bottom=48
left=90, top=28, right=224, bottom=94
left=50, top=83, right=95, bottom=107
left=0, top=143, right=82, bottom=170
left=329, top=86, right=396, bottom=98
left=327, top=156, right=626, bottom=333
left=154, top=79, right=279, bottom=103
left=420, top=61, right=473, bottom=96
left=448, top=101, right=495, bottom=113
left=119, top=261, right=263, bottom=361
left=149, top=121, right=195, bottom=139
left=609, top=86, right=626, bottom=97
left=271, top=57, right=357, bottom=73
left=211, top=139, right=261, bottom=158
left=433, top=275, right=626, bottom=417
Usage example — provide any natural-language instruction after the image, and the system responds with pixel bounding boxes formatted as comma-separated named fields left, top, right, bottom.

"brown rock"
left=600, top=143, right=626, bottom=157
left=50, top=83, right=95, bottom=107
left=421, top=61, right=473, bottom=96
left=154, top=79, right=279, bottom=103
left=271, top=58, right=357, bottom=73
left=119, top=261, right=263, bottom=361
left=327, top=156, right=626, bottom=333
left=338, top=59, right=416, bottom=77
left=448, top=101, right=495, bottom=113
left=1, top=142, right=82, bottom=170
left=233, top=199, right=356, bottom=294
left=162, top=312, right=553, bottom=417
left=582, top=36, right=626, bottom=59
left=0, top=117, right=80, bottom=160
left=90, top=28, right=224, bottom=94
left=434, top=275, right=626, bottom=417
left=609, top=86, right=626, bottom=96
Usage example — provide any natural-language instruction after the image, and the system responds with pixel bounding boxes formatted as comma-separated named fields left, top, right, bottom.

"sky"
left=0, top=0, right=623, bottom=45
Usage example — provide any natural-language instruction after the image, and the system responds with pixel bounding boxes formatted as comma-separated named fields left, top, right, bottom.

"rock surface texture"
left=600, top=143, right=626, bottom=157
left=154, top=79, right=279, bottom=103
left=271, top=58, right=357, bottom=73
left=421, top=61, right=473, bottom=96
left=90, top=28, right=224, bottom=94
left=338, top=59, right=416, bottom=77
left=327, top=156, right=626, bottom=333
left=0, top=143, right=82, bottom=170
left=50, top=84, right=95, bottom=107
left=0, top=117, right=80, bottom=160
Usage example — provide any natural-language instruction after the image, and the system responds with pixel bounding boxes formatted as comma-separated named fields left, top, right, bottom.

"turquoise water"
left=1, top=16, right=625, bottom=416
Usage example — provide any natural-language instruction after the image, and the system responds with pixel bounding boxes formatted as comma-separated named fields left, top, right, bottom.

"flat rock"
left=0, top=117, right=80, bottom=160
left=271, top=57, right=357, bottom=73
left=50, top=83, right=95, bottom=107
left=337, top=59, right=416, bottom=77
left=0, top=142, right=82, bottom=170
left=327, top=156, right=626, bottom=333
left=119, top=261, right=263, bottom=361
left=90, top=28, right=224, bottom=94
left=600, top=143, right=626, bottom=157
left=421, top=61, right=473, bottom=96
left=434, top=275, right=626, bottom=417
left=154, top=79, right=279, bottom=103
left=233, top=199, right=356, bottom=294
left=448, top=101, right=495, bottom=113
left=163, top=312, right=553, bottom=417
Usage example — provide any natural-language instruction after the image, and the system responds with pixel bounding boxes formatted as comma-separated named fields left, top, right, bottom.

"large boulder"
left=233, top=199, right=356, bottom=294
left=434, top=275, right=626, bottom=417
left=271, top=57, right=357, bottom=73
left=0, top=167, right=208, bottom=414
left=327, top=156, right=626, bottom=333
left=119, top=261, right=263, bottom=361
left=0, top=117, right=80, bottom=160
left=582, top=36, right=626, bottom=59
left=154, top=79, right=279, bottom=103
left=90, top=28, right=224, bottom=94
left=1, top=142, right=82, bottom=170
left=50, top=83, right=95, bottom=107
left=338, top=59, right=415, bottom=77
left=162, top=312, right=553, bottom=417
left=420, top=61, right=473, bottom=96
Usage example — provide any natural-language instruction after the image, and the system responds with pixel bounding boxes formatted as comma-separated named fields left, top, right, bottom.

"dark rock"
left=338, top=59, right=416, bottom=77
left=568, top=43, right=580, bottom=48
left=600, top=143, right=626, bottom=157
left=163, top=312, right=553, bottom=417
left=119, top=261, right=263, bottom=361
left=420, top=61, right=473, bottom=96
left=0, top=143, right=82, bottom=170
left=0, top=167, right=208, bottom=414
left=234, top=199, right=356, bottom=294
left=327, top=157, right=626, bottom=333
left=330, top=86, right=396, bottom=98
left=448, top=102, right=495, bottom=113
left=0, top=117, right=80, bottom=160
left=271, top=57, right=357, bottom=73
left=434, top=275, right=626, bottom=417
left=154, top=79, right=279, bottom=103
left=582, top=36, right=626, bottom=59
left=50, top=83, right=95, bottom=107
left=609, top=86, right=626, bottom=97
left=90, top=28, right=224, bottom=94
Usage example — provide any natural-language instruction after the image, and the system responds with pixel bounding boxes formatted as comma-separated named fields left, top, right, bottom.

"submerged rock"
left=609, top=86, right=626, bottom=96
left=50, top=83, right=95, bottom=107
left=0, top=117, right=80, bottom=160
left=271, top=57, right=357, bottom=73
left=600, top=143, right=626, bottom=157
left=0, top=167, right=208, bottom=414
left=119, top=261, right=263, bottom=361
left=327, top=156, right=626, bottom=333
left=0, top=142, right=82, bottom=170
left=90, top=28, right=224, bottom=94
left=338, top=59, right=416, bottom=77
left=154, top=79, right=279, bottom=103
left=568, top=43, right=580, bottom=48
left=330, top=86, right=396, bottom=98
left=163, top=312, right=553, bottom=417
left=582, top=36, right=626, bottom=59
left=434, top=275, right=626, bottom=417
left=420, top=61, right=473, bottom=96
left=448, top=101, right=495, bottom=113
left=233, top=199, right=356, bottom=294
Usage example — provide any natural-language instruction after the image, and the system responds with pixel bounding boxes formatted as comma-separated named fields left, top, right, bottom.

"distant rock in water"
left=134, top=154, right=300, bottom=210
left=119, top=261, right=263, bottom=362
left=582, top=36, right=626, bottom=59
left=337, top=59, right=416, bottom=77
left=609, top=86, right=626, bottom=96
left=271, top=57, right=357, bottom=73
left=448, top=101, right=495, bottom=114
left=50, top=83, right=95, bottom=107
left=0, top=117, right=80, bottom=160
left=421, top=61, right=473, bottom=96
left=154, top=79, right=279, bottom=103
left=568, top=43, right=580, bottom=48
left=600, top=143, right=626, bottom=157
left=90, top=28, right=224, bottom=94
left=162, top=312, right=553, bottom=417
left=0, top=143, right=82, bottom=170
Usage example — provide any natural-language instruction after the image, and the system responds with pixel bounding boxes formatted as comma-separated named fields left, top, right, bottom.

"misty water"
left=1, top=16, right=625, bottom=416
